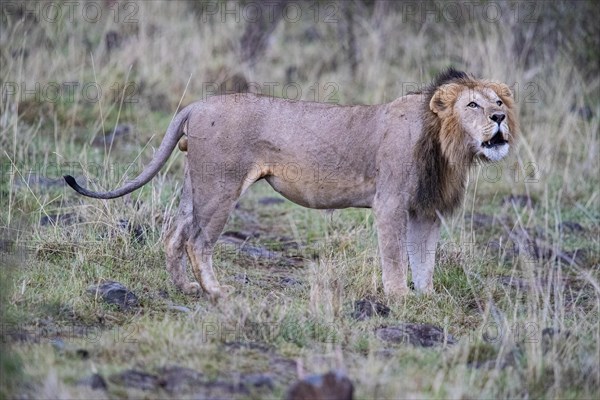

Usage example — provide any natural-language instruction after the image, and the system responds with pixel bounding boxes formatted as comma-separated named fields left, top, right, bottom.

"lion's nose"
left=490, top=113, right=505, bottom=124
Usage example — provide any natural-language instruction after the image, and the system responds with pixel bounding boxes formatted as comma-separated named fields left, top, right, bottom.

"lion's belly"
left=264, top=171, right=376, bottom=209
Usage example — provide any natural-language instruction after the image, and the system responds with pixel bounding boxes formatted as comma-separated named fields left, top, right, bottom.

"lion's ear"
left=488, top=82, right=513, bottom=99
left=429, top=83, right=462, bottom=116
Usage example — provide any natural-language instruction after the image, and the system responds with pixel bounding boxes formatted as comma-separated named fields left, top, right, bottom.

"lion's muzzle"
left=481, top=131, right=507, bottom=149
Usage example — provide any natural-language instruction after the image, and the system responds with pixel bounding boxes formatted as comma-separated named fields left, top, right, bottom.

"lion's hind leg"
left=185, top=176, right=245, bottom=300
left=164, top=161, right=201, bottom=295
left=165, top=214, right=200, bottom=295
left=185, top=205, right=237, bottom=301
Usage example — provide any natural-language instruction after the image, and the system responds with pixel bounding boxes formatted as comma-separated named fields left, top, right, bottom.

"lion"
left=64, top=68, right=519, bottom=299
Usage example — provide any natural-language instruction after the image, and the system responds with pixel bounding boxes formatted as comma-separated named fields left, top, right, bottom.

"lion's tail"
left=64, top=103, right=194, bottom=199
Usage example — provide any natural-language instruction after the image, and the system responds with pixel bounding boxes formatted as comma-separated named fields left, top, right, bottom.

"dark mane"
left=430, top=67, right=470, bottom=87
left=410, top=67, right=476, bottom=218
left=406, top=67, right=472, bottom=96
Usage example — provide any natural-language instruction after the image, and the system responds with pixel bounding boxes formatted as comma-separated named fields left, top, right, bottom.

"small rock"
left=286, top=371, right=353, bottom=400
left=157, top=366, right=203, bottom=393
left=109, top=369, right=159, bottom=391
left=118, top=219, right=146, bottom=244
left=77, top=373, right=108, bottom=390
left=218, top=235, right=277, bottom=259
left=242, top=373, right=274, bottom=390
left=280, top=276, right=302, bottom=287
left=351, top=299, right=390, bottom=320
left=376, top=323, right=456, bottom=347
left=76, top=348, right=90, bottom=359
left=87, top=281, right=139, bottom=310
left=234, top=274, right=251, bottom=284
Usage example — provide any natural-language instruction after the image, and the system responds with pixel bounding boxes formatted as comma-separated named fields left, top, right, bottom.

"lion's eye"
left=467, top=102, right=478, bottom=108
left=496, top=100, right=503, bottom=106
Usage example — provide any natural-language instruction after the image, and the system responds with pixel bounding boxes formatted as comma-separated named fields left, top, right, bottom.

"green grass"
left=1, top=1, right=599, bottom=399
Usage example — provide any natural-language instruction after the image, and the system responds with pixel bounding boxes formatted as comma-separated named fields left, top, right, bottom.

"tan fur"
left=65, top=69, right=519, bottom=299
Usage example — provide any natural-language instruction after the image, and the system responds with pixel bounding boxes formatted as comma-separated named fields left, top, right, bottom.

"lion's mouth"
left=482, top=131, right=507, bottom=148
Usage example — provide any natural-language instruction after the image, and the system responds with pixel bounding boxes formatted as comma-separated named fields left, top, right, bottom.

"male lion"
left=65, top=68, right=518, bottom=299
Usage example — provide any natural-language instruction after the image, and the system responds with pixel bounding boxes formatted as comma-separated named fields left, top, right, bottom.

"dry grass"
left=1, top=1, right=599, bottom=399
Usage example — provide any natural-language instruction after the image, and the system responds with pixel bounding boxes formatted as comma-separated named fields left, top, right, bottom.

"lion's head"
left=413, top=68, right=520, bottom=217
left=426, top=68, right=519, bottom=163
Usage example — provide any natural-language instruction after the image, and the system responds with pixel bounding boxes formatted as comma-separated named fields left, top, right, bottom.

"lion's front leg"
left=407, top=214, right=440, bottom=294
left=374, top=206, right=411, bottom=297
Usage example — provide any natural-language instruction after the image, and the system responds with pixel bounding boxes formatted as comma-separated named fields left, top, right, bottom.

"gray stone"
left=286, top=371, right=353, bottom=400
left=376, top=323, right=456, bottom=347
left=109, top=369, right=159, bottom=391
left=87, top=281, right=139, bottom=310
left=351, top=299, right=390, bottom=320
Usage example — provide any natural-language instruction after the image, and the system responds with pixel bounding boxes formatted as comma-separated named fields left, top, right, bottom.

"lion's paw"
left=220, top=284, right=236, bottom=296
left=384, top=286, right=412, bottom=300
left=415, top=287, right=434, bottom=296
left=183, top=282, right=201, bottom=295
left=205, top=284, right=236, bottom=303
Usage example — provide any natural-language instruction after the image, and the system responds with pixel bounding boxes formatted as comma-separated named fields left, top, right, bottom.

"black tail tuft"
left=64, top=175, right=81, bottom=192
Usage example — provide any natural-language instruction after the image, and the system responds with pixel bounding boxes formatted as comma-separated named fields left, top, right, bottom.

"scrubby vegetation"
left=1, top=1, right=598, bottom=398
